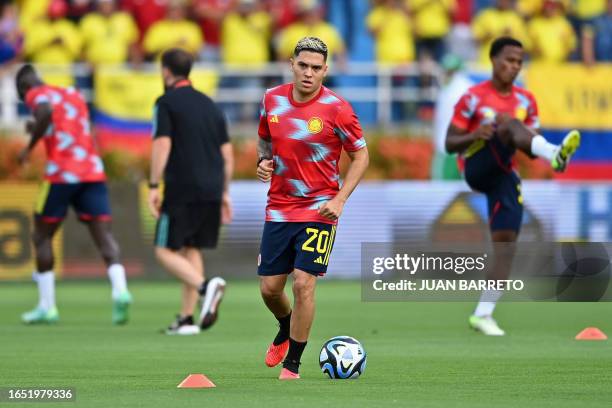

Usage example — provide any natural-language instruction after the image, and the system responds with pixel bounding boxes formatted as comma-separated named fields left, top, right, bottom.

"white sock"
left=473, top=289, right=503, bottom=317
left=36, top=271, right=56, bottom=310
left=530, top=135, right=558, bottom=161
left=108, top=263, right=128, bottom=299
left=31, top=272, right=43, bottom=309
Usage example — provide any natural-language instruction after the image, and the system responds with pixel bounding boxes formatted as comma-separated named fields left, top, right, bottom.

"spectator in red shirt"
left=192, top=0, right=233, bottom=61
left=453, top=0, right=473, bottom=23
left=264, top=0, right=301, bottom=32
left=122, top=0, right=169, bottom=41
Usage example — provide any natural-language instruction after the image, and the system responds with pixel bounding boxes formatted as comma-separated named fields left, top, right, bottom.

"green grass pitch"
left=1, top=280, right=611, bottom=407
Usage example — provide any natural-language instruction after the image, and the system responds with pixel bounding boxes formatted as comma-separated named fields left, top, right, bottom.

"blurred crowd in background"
left=1, top=0, right=611, bottom=69
left=0, top=0, right=610, bottom=184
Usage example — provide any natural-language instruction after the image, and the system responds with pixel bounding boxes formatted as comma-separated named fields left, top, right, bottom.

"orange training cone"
left=177, top=374, right=216, bottom=388
left=575, top=327, right=607, bottom=340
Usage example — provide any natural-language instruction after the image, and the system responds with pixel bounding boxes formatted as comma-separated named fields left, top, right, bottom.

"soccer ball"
left=319, top=336, right=366, bottom=379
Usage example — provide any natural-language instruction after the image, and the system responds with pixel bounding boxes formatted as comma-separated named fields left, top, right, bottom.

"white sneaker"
left=199, top=277, right=226, bottom=330
left=164, top=315, right=201, bottom=335
left=469, top=315, right=506, bottom=336
left=168, top=325, right=201, bottom=336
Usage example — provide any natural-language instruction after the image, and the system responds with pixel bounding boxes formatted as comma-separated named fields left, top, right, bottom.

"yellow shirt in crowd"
left=80, top=12, right=138, bottom=64
left=408, top=0, right=454, bottom=39
left=222, top=11, right=271, bottom=67
left=24, top=18, right=82, bottom=64
left=572, top=0, right=606, bottom=19
left=472, top=9, right=530, bottom=64
left=367, top=6, right=415, bottom=65
left=18, top=0, right=51, bottom=30
left=278, top=21, right=344, bottom=61
left=517, top=0, right=570, bottom=17
left=528, top=14, right=576, bottom=62
left=143, top=19, right=204, bottom=58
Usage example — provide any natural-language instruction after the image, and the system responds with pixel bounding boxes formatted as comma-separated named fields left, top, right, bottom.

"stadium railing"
left=0, top=61, right=442, bottom=130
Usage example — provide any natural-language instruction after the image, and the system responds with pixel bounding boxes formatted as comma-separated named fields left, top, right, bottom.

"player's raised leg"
left=496, top=118, right=581, bottom=172
left=260, top=274, right=291, bottom=367
left=22, top=217, right=61, bottom=324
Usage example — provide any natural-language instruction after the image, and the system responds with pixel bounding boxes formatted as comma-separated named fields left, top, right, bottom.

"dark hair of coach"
left=161, top=48, right=194, bottom=78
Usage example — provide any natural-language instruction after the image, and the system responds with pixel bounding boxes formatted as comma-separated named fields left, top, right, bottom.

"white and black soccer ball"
left=319, top=336, right=367, bottom=379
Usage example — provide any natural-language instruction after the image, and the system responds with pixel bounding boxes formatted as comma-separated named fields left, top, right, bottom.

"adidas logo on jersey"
left=314, top=256, right=324, bottom=264
left=269, top=115, right=280, bottom=123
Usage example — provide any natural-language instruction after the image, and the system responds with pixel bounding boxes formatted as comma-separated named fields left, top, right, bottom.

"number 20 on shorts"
left=301, top=226, right=336, bottom=263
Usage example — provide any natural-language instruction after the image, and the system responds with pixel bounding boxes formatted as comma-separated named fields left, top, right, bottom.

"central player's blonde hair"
left=293, top=37, right=328, bottom=61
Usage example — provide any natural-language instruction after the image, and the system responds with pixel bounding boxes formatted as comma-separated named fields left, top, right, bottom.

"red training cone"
left=575, top=327, right=607, bottom=341
left=177, top=374, right=216, bottom=388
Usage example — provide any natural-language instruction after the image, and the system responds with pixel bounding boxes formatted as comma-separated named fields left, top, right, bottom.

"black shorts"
left=257, top=222, right=337, bottom=277
left=464, top=136, right=523, bottom=233
left=154, top=201, right=221, bottom=250
left=35, top=181, right=111, bottom=223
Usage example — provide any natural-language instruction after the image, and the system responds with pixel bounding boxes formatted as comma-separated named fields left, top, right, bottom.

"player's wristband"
left=148, top=182, right=159, bottom=189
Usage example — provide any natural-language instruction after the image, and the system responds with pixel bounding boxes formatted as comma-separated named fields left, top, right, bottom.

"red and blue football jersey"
left=258, top=83, right=366, bottom=224
left=25, top=85, right=105, bottom=183
left=451, top=80, right=540, bottom=158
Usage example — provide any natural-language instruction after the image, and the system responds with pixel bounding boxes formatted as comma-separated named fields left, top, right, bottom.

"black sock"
left=197, top=278, right=210, bottom=296
left=179, top=315, right=193, bottom=325
left=282, top=337, right=307, bottom=374
left=272, top=311, right=291, bottom=346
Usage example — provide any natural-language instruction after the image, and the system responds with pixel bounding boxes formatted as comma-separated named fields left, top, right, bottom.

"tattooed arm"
left=256, top=138, right=273, bottom=183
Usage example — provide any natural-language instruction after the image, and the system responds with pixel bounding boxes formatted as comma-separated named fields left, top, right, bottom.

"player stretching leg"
left=446, top=37, right=580, bottom=336
left=16, top=65, right=132, bottom=325
left=256, top=37, right=369, bottom=379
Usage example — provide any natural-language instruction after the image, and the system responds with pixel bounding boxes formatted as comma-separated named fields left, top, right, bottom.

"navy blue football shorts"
left=464, top=136, right=523, bottom=233
left=257, top=221, right=337, bottom=277
left=35, top=181, right=111, bottom=223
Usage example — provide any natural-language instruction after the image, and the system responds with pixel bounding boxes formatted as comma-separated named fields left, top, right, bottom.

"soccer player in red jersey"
left=256, top=37, right=369, bottom=379
left=16, top=64, right=132, bottom=325
left=446, top=37, right=580, bottom=336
